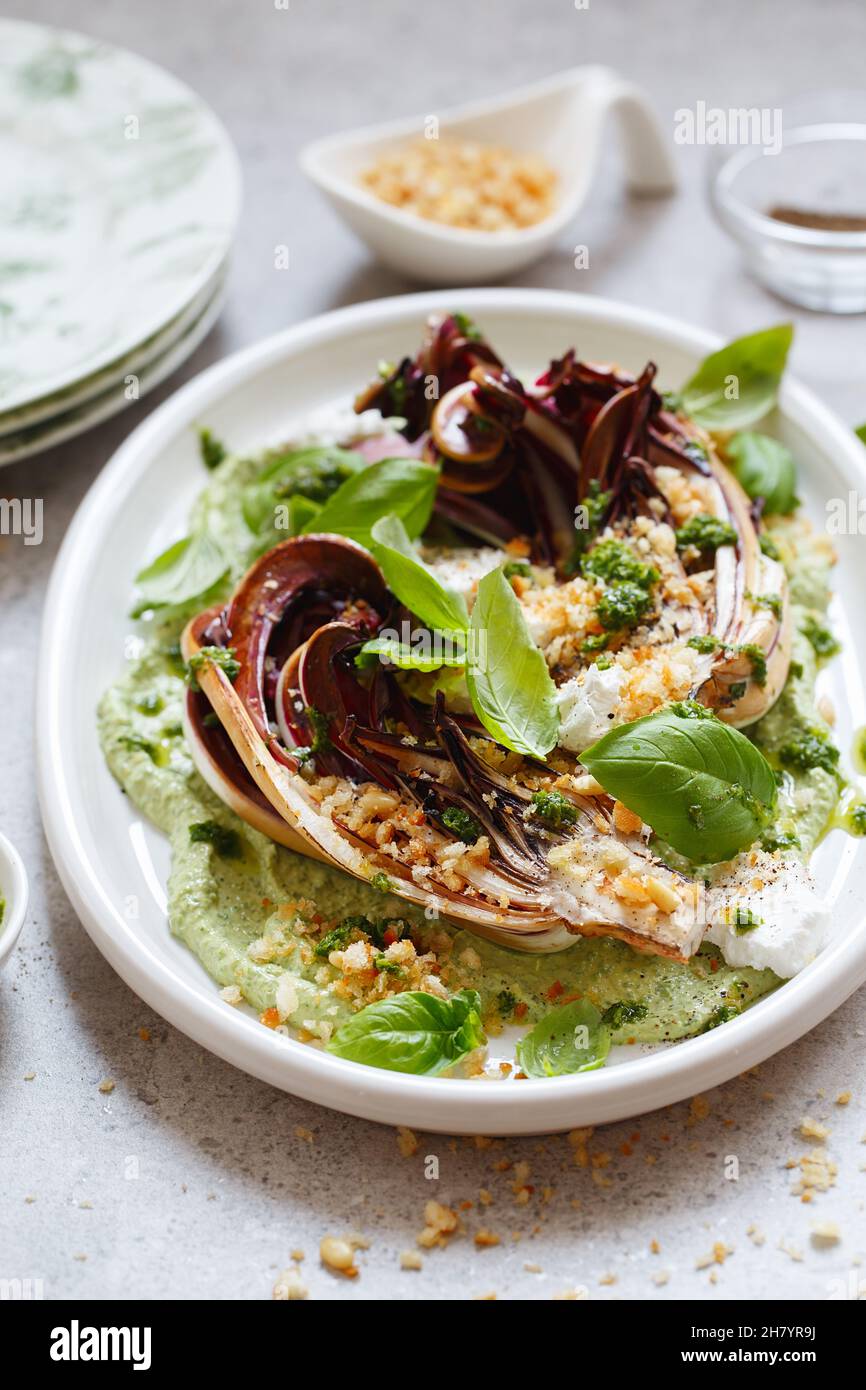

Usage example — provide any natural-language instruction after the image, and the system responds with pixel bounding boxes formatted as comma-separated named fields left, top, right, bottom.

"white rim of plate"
left=37, top=288, right=866, bottom=1134
left=0, top=253, right=231, bottom=436
left=0, top=269, right=228, bottom=466
left=0, top=18, right=241, bottom=415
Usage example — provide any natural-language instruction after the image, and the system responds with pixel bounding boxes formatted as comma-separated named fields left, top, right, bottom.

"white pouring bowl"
left=300, top=66, right=677, bottom=283
left=0, top=832, right=28, bottom=969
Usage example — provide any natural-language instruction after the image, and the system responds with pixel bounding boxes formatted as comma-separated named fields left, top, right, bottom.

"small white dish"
left=36, top=288, right=866, bottom=1134
left=300, top=66, right=677, bottom=283
left=0, top=832, right=28, bottom=968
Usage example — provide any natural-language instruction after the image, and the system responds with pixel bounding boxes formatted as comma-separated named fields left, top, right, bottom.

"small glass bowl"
left=709, top=92, right=866, bottom=313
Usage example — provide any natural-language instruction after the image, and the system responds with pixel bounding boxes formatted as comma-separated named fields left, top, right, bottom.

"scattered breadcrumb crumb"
left=97, top=1079, right=115, bottom=1095
left=567, top=1127, right=593, bottom=1168
left=552, top=1288, right=587, bottom=1300
left=835, top=1091, right=852, bottom=1106
left=396, top=1126, right=419, bottom=1158
left=417, top=1200, right=459, bottom=1249
left=294, top=1126, right=314, bottom=1143
left=273, top=1267, right=308, bottom=1300
left=598, top=1272, right=617, bottom=1285
left=689, top=1095, right=710, bottom=1124
left=650, top=1239, right=661, bottom=1254
left=799, top=1116, right=830, bottom=1141
left=652, top=1270, right=670, bottom=1286
left=400, top=1250, right=423, bottom=1271
left=695, top=1241, right=733, bottom=1269
left=791, top=1149, right=838, bottom=1198
left=746, top=1223, right=766, bottom=1247
left=23, top=1071, right=36, bottom=1081
left=778, top=1238, right=803, bottom=1262
left=219, top=985, right=243, bottom=1005
left=524, top=1261, right=542, bottom=1273
left=811, top=1221, right=841, bottom=1247
left=474, top=1229, right=500, bottom=1248
left=319, top=1235, right=359, bottom=1277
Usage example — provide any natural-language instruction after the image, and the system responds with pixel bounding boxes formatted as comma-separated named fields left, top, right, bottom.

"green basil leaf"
left=280, top=493, right=322, bottom=534
left=516, top=1000, right=610, bottom=1078
left=242, top=445, right=364, bottom=540
left=679, top=324, right=794, bottom=431
left=725, top=432, right=797, bottom=515
left=303, top=457, right=439, bottom=546
left=356, top=634, right=467, bottom=672
left=370, top=515, right=470, bottom=632
left=855, top=423, right=866, bottom=445
left=581, top=704, right=777, bottom=863
left=326, top=988, right=485, bottom=1075
left=132, top=529, right=228, bottom=615
left=465, top=567, right=558, bottom=759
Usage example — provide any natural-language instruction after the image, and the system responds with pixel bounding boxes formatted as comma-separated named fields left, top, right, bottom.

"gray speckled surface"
left=2, top=0, right=865, bottom=1302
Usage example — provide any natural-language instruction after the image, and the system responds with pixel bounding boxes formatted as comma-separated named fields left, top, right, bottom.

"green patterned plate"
left=0, top=254, right=229, bottom=434
left=0, top=264, right=227, bottom=464
left=0, top=19, right=240, bottom=415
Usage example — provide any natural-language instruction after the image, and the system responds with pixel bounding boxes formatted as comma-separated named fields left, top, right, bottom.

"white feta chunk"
left=556, top=664, right=626, bottom=753
left=425, top=547, right=504, bottom=611
left=705, top=858, right=830, bottom=978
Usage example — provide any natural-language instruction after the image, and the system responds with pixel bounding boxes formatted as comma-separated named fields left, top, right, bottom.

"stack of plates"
left=0, top=20, right=241, bottom=464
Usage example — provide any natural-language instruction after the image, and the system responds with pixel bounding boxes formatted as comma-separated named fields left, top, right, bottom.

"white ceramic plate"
left=0, top=254, right=230, bottom=436
left=37, top=289, right=866, bottom=1135
left=0, top=267, right=227, bottom=465
left=0, top=19, right=240, bottom=415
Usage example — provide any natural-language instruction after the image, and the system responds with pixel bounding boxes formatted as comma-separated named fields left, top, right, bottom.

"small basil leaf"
left=326, top=988, right=485, bottom=1075
left=581, top=705, right=777, bottom=863
left=725, top=432, right=797, bottom=515
left=356, top=634, right=467, bottom=672
left=516, top=1001, right=610, bottom=1078
left=855, top=423, right=866, bottom=445
left=679, top=324, right=793, bottom=431
left=303, top=457, right=439, bottom=547
left=242, top=445, right=364, bottom=541
left=465, top=567, right=558, bottom=759
left=370, top=515, right=470, bottom=632
left=132, top=530, right=228, bottom=615
left=198, top=427, right=227, bottom=470
left=279, top=493, right=322, bottom=535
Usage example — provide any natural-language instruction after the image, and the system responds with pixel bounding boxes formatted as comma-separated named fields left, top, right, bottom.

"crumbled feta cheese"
left=556, top=664, right=627, bottom=752
left=705, top=857, right=830, bottom=978
left=275, top=975, right=299, bottom=1021
left=281, top=404, right=390, bottom=450
left=425, top=547, right=504, bottom=610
